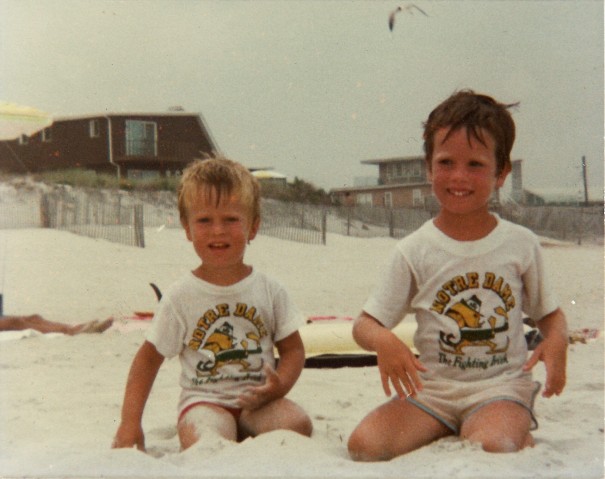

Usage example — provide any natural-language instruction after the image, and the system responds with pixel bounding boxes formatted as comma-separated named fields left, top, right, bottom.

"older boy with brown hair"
left=113, top=156, right=312, bottom=451
left=348, top=90, right=568, bottom=461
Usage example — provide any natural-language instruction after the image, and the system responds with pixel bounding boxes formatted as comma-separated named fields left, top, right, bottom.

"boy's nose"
left=450, top=165, right=467, bottom=180
left=211, top=221, right=226, bottom=234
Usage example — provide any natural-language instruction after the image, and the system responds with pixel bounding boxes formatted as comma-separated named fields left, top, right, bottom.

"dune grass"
left=32, top=169, right=179, bottom=192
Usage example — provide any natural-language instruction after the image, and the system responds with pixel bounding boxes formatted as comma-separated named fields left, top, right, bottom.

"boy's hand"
left=524, top=331, right=567, bottom=398
left=237, top=364, right=283, bottom=410
left=375, top=330, right=426, bottom=399
left=112, top=423, right=146, bottom=451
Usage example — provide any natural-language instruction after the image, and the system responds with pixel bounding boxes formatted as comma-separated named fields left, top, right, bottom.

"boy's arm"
left=237, top=331, right=305, bottom=410
left=112, top=341, right=165, bottom=451
left=353, top=312, right=425, bottom=398
left=523, top=307, right=568, bottom=397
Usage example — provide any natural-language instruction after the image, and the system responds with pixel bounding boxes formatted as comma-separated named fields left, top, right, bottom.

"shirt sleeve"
left=522, top=238, right=560, bottom=321
left=271, top=285, right=306, bottom=343
left=146, top=298, right=187, bottom=358
left=362, top=246, right=416, bottom=329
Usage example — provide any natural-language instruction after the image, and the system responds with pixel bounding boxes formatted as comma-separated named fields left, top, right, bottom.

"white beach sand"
left=0, top=226, right=603, bottom=479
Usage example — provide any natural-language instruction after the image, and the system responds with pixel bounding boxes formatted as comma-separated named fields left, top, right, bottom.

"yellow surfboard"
left=298, top=319, right=417, bottom=358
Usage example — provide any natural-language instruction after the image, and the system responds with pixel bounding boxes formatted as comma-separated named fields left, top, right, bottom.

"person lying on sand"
left=0, top=314, right=113, bottom=335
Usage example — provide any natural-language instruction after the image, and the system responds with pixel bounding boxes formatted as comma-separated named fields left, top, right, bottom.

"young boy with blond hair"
left=348, top=90, right=568, bottom=461
left=113, top=157, right=312, bottom=451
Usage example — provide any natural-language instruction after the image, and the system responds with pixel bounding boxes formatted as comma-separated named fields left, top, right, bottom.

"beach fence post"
left=134, top=204, right=145, bottom=248
left=321, top=209, right=327, bottom=245
left=577, top=206, right=584, bottom=246
left=346, top=207, right=351, bottom=236
left=0, top=233, right=6, bottom=316
left=40, top=193, right=51, bottom=228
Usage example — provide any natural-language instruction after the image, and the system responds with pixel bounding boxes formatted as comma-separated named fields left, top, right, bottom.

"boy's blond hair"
left=178, top=156, right=261, bottom=223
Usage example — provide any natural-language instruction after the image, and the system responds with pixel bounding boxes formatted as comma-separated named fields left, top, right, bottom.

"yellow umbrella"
left=0, top=101, right=52, bottom=140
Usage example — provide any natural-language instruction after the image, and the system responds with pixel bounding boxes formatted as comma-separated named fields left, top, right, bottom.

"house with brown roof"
left=0, top=112, right=218, bottom=178
left=331, top=156, right=434, bottom=209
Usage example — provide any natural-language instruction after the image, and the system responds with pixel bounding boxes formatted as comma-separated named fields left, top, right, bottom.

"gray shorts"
left=408, top=374, right=541, bottom=434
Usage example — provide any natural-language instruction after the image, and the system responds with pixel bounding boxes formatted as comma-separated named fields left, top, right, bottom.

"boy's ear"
left=182, top=218, right=193, bottom=241
left=248, top=217, right=261, bottom=241
left=425, top=160, right=433, bottom=182
left=496, top=161, right=512, bottom=188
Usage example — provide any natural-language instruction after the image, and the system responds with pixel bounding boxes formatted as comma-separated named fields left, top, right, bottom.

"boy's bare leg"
left=238, top=397, right=312, bottom=440
left=348, top=398, right=452, bottom=461
left=177, top=404, right=238, bottom=450
left=460, top=400, right=534, bottom=453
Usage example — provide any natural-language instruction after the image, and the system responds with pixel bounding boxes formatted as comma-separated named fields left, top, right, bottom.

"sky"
left=0, top=0, right=603, bottom=198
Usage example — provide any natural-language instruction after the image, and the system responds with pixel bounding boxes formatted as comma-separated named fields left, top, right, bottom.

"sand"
left=0, top=226, right=603, bottom=479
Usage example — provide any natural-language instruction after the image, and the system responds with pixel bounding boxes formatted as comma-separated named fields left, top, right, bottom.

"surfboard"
left=296, top=319, right=417, bottom=368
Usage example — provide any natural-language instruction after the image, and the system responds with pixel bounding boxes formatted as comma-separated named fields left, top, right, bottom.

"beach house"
left=330, top=156, right=433, bottom=209
left=0, top=112, right=218, bottom=179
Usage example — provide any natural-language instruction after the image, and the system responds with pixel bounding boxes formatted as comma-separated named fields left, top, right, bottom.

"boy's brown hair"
left=178, top=155, right=261, bottom=224
left=422, top=90, right=518, bottom=175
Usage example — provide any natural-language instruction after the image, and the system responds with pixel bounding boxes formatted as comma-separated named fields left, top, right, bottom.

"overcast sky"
left=1, top=0, right=602, bottom=197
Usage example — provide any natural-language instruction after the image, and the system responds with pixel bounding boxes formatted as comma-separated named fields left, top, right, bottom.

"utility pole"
left=581, top=155, right=589, bottom=205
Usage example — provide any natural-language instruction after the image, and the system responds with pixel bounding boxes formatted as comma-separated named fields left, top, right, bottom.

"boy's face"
left=427, top=127, right=510, bottom=218
left=182, top=187, right=259, bottom=276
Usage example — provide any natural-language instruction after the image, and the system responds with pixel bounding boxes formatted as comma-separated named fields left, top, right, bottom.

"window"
left=18, top=135, right=28, bottom=145
left=384, top=192, right=393, bottom=208
left=385, top=163, right=393, bottom=180
left=395, top=163, right=402, bottom=178
left=42, top=127, right=52, bottom=142
left=89, top=119, right=100, bottom=138
left=413, top=188, right=423, bottom=206
left=413, top=162, right=421, bottom=176
left=356, top=193, right=373, bottom=205
left=125, top=120, right=157, bottom=156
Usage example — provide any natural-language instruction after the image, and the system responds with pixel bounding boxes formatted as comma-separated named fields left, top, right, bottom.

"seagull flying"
left=388, top=4, right=428, bottom=31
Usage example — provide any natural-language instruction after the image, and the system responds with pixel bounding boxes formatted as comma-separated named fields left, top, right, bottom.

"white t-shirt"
left=363, top=216, right=559, bottom=383
left=147, top=269, right=305, bottom=414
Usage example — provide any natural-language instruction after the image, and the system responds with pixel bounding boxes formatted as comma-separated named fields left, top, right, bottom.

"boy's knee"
left=177, top=420, right=200, bottom=450
left=239, top=400, right=313, bottom=438
left=291, top=413, right=313, bottom=437
left=178, top=404, right=238, bottom=449
left=278, top=403, right=313, bottom=437
left=347, top=428, right=388, bottom=462
left=468, top=432, right=532, bottom=453
left=481, top=437, right=519, bottom=453
left=347, top=431, right=366, bottom=461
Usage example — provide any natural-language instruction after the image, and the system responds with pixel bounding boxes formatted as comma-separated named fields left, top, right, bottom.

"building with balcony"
left=331, top=156, right=433, bottom=208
